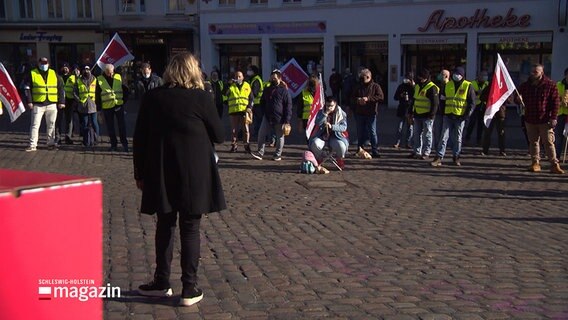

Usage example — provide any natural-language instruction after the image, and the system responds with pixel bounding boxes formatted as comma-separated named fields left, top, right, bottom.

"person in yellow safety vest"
left=74, top=65, right=100, bottom=147
left=23, top=56, right=65, bottom=152
left=96, top=63, right=130, bottom=152
left=55, top=63, right=79, bottom=145
left=406, top=69, right=439, bottom=160
left=210, top=70, right=225, bottom=118
left=464, top=70, right=489, bottom=146
left=431, top=66, right=475, bottom=167
left=555, top=67, right=568, bottom=157
left=294, top=76, right=318, bottom=136
left=247, top=65, right=265, bottom=138
left=224, top=70, right=253, bottom=153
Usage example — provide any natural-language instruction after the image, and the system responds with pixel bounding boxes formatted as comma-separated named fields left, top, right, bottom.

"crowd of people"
left=13, top=54, right=567, bottom=174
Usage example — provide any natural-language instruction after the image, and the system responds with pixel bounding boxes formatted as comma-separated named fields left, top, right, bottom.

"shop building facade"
left=199, top=0, right=568, bottom=106
left=0, top=0, right=104, bottom=85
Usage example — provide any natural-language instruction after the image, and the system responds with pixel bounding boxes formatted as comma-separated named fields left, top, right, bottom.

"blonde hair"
left=163, top=52, right=204, bottom=90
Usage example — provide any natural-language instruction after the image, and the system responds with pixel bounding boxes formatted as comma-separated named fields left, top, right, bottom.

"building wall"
left=199, top=0, right=568, bottom=106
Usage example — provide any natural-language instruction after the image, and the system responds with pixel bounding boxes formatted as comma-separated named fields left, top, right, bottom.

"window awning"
left=478, top=32, right=553, bottom=44
left=401, top=34, right=466, bottom=45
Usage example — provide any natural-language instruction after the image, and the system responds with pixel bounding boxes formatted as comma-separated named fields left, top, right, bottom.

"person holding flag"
left=250, top=69, right=292, bottom=161
left=479, top=76, right=508, bottom=157
left=308, top=96, right=349, bottom=170
left=23, top=57, right=65, bottom=152
left=516, top=63, right=564, bottom=174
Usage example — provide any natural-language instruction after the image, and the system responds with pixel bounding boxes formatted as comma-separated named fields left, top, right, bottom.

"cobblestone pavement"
left=1, top=103, right=567, bottom=319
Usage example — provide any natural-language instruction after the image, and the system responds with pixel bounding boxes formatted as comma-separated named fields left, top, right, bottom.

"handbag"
left=245, top=108, right=253, bottom=125
left=283, top=123, right=291, bottom=136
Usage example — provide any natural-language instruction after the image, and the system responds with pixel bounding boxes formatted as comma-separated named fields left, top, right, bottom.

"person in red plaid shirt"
left=517, top=64, right=564, bottom=174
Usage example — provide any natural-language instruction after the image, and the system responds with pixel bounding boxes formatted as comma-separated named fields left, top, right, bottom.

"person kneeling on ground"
left=309, top=96, right=349, bottom=169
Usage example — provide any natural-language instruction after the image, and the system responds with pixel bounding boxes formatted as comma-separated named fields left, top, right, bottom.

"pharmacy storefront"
left=199, top=1, right=568, bottom=107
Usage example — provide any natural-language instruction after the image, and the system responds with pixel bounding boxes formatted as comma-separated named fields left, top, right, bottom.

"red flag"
left=95, top=33, right=134, bottom=69
left=305, top=74, right=325, bottom=139
left=484, top=53, right=516, bottom=127
left=0, top=62, right=25, bottom=122
left=280, top=58, right=309, bottom=98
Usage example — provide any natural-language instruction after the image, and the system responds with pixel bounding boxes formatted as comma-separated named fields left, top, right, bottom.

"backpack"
left=300, top=150, right=318, bottom=174
left=300, top=160, right=316, bottom=174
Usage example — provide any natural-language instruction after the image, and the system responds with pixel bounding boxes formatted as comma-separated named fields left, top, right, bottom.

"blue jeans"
left=395, top=117, right=413, bottom=147
left=257, top=116, right=285, bottom=157
left=355, top=114, right=378, bottom=153
left=436, top=116, right=465, bottom=159
left=79, top=112, right=100, bottom=146
left=412, top=118, right=433, bottom=156
left=555, top=115, right=567, bottom=157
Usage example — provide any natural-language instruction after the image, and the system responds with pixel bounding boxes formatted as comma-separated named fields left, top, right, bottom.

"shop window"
left=219, top=0, right=235, bottom=7
left=167, top=0, right=185, bottom=12
left=47, top=0, right=63, bottom=19
left=283, top=0, right=301, bottom=3
left=479, top=42, right=552, bottom=85
left=250, top=0, right=267, bottom=5
left=77, top=0, right=93, bottom=19
left=19, top=0, right=34, bottom=19
left=0, top=0, right=6, bottom=19
left=119, top=0, right=145, bottom=14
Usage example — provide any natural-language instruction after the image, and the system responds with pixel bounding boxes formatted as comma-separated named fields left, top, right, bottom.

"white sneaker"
left=25, top=146, right=37, bottom=152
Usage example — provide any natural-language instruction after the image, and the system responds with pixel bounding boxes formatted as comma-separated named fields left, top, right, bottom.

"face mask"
left=452, top=74, right=463, bottom=82
left=482, top=76, right=488, bottom=81
left=403, top=79, right=411, bottom=84
left=143, top=73, right=151, bottom=79
left=246, top=70, right=254, bottom=76
left=39, top=64, right=49, bottom=72
left=436, top=74, right=443, bottom=81
left=270, top=80, right=279, bottom=86
left=236, top=79, right=243, bottom=85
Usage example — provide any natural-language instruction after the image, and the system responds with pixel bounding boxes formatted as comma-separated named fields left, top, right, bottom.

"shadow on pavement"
left=485, top=217, right=568, bottom=224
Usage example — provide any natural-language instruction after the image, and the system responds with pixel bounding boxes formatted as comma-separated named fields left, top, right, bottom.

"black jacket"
left=260, top=83, right=293, bottom=124
left=133, top=86, right=226, bottom=215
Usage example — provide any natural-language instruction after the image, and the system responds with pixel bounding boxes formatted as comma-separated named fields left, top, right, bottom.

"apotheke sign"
left=418, top=8, right=531, bottom=32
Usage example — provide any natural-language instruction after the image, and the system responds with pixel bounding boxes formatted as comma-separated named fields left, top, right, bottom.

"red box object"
left=0, top=169, right=103, bottom=320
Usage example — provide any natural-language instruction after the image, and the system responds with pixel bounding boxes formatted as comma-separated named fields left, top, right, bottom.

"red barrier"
left=0, top=169, right=103, bottom=320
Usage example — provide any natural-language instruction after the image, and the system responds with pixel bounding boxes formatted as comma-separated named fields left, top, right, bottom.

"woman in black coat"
left=133, top=52, right=226, bottom=306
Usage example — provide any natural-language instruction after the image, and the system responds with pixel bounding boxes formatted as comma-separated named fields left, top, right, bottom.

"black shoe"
left=244, top=144, right=251, bottom=153
left=65, top=137, right=74, bottom=145
left=407, top=153, right=419, bottom=159
left=371, top=152, right=380, bottom=158
left=108, top=146, right=117, bottom=152
left=138, top=280, right=173, bottom=297
left=47, top=144, right=58, bottom=151
left=230, top=144, right=237, bottom=153
left=122, top=145, right=129, bottom=153
left=251, top=151, right=263, bottom=160
left=453, top=156, right=461, bottom=166
left=180, top=286, right=203, bottom=306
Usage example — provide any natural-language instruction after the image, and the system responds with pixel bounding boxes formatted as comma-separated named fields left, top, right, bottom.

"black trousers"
left=102, top=106, right=128, bottom=148
left=154, top=212, right=202, bottom=288
left=482, top=117, right=506, bottom=154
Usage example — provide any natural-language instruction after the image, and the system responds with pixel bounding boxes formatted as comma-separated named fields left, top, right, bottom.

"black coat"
left=133, top=86, right=226, bottom=215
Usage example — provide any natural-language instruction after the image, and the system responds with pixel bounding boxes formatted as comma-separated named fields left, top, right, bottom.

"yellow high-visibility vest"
left=249, top=75, right=264, bottom=105
left=445, top=80, right=471, bottom=117
left=64, top=74, right=77, bottom=99
left=227, top=82, right=251, bottom=114
left=77, top=78, right=97, bottom=103
left=557, top=81, right=567, bottom=116
left=301, top=90, right=314, bottom=120
left=413, top=81, right=439, bottom=115
left=97, top=74, right=123, bottom=109
left=471, top=80, right=488, bottom=106
left=31, top=68, right=58, bottom=103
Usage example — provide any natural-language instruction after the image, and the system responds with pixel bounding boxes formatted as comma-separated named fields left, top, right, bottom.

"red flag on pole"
left=0, top=62, right=25, bottom=122
left=305, top=74, right=325, bottom=139
left=94, top=33, right=135, bottom=69
left=484, top=53, right=516, bottom=127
